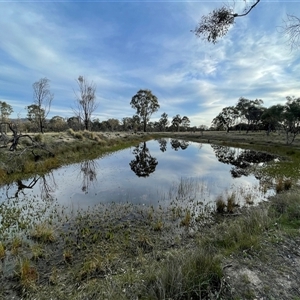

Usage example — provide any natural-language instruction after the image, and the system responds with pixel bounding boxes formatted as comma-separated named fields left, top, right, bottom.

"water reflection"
left=170, top=139, right=189, bottom=151
left=211, top=145, right=276, bottom=178
left=157, top=138, right=167, bottom=152
left=5, top=173, right=57, bottom=200
left=0, top=139, right=277, bottom=211
left=130, top=141, right=158, bottom=177
left=79, top=160, right=98, bottom=193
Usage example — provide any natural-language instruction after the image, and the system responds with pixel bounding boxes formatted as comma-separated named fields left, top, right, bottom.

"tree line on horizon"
left=0, top=77, right=204, bottom=136
left=212, top=96, right=300, bottom=144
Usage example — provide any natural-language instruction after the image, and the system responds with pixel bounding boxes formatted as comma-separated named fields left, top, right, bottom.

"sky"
left=0, top=0, right=300, bottom=127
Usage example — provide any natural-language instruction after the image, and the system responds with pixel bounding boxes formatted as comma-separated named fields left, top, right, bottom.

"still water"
left=0, top=138, right=277, bottom=210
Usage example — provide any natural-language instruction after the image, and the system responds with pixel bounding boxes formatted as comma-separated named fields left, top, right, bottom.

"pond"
left=0, top=138, right=277, bottom=214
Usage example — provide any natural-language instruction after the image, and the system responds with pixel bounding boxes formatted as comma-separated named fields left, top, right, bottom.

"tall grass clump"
left=30, top=223, right=56, bottom=243
left=180, top=209, right=191, bottom=227
left=0, top=242, right=5, bottom=260
left=269, top=192, right=300, bottom=230
left=74, top=132, right=84, bottom=140
left=276, top=178, right=293, bottom=193
left=67, top=128, right=75, bottom=136
left=17, top=258, right=38, bottom=289
left=215, top=195, right=226, bottom=213
left=227, top=192, right=237, bottom=213
left=204, top=207, right=270, bottom=254
left=94, top=136, right=107, bottom=146
left=146, top=248, right=222, bottom=299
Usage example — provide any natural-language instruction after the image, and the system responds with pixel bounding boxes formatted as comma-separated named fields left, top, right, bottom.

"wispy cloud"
left=0, top=1, right=299, bottom=126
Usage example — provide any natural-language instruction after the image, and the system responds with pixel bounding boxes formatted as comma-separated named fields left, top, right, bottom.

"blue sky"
left=0, top=0, right=300, bottom=127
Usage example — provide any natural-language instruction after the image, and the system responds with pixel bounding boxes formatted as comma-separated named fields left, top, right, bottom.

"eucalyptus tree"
left=212, top=106, right=237, bottom=132
left=235, top=98, right=264, bottom=132
left=106, top=118, right=120, bottom=131
left=192, top=0, right=261, bottom=44
left=0, top=101, right=13, bottom=133
left=31, top=77, right=54, bottom=133
left=261, top=105, right=284, bottom=135
left=132, top=114, right=142, bottom=132
left=282, top=96, right=300, bottom=144
left=92, top=118, right=101, bottom=131
left=159, top=112, right=169, bottom=131
left=74, top=76, right=98, bottom=131
left=27, top=104, right=46, bottom=133
left=192, top=0, right=300, bottom=49
left=49, top=116, right=67, bottom=132
left=181, top=116, right=191, bottom=131
left=130, top=89, right=160, bottom=132
left=67, top=116, right=81, bottom=131
left=122, top=117, right=132, bottom=131
left=171, top=114, right=182, bottom=132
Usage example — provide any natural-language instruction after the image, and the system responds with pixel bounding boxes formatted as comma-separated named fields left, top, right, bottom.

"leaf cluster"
left=192, top=6, right=235, bottom=44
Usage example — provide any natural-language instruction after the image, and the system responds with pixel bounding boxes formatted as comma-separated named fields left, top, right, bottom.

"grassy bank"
left=0, top=130, right=156, bottom=185
left=0, top=130, right=300, bottom=299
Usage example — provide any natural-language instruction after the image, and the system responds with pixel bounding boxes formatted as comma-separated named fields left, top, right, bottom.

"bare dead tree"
left=192, top=0, right=261, bottom=44
left=31, top=78, right=54, bottom=134
left=73, top=76, right=98, bottom=131
left=5, top=122, right=34, bottom=151
left=0, top=122, right=54, bottom=164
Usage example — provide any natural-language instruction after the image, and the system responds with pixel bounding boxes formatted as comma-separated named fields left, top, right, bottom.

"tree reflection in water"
left=6, top=172, right=57, bottom=200
left=211, top=145, right=276, bottom=178
left=78, top=160, right=98, bottom=193
left=130, top=141, right=158, bottom=177
left=157, top=138, right=167, bottom=152
left=170, top=139, right=189, bottom=151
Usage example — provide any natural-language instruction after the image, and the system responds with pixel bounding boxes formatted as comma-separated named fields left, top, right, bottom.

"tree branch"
left=283, top=14, right=300, bottom=50
left=234, top=0, right=261, bottom=18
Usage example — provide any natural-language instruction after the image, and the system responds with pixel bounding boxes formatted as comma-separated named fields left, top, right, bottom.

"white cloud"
left=0, top=1, right=299, bottom=127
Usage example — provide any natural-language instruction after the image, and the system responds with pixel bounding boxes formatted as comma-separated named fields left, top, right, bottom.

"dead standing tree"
left=73, top=76, right=98, bottom=131
left=29, top=78, right=54, bottom=134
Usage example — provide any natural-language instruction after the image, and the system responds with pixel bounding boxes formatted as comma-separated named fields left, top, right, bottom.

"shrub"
left=74, top=132, right=84, bottom=140
left=284, top=179, right=292, bottom=191
left=33, top=134, right=44, bottom=143
left=216, top=196, right=226, bottom=213
left=276, top=178, right=292, bottom=193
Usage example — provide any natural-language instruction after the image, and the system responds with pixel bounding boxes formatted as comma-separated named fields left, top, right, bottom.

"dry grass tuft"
left=216, top=196, right=226, bottom=213
left=30, top=223, right=55, bottom=243
left=0, top=242, right=5, bottom=260
left=18, top=258, right=39, bottom=289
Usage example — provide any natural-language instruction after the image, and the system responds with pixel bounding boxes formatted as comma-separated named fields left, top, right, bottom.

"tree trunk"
left=143, top=117, right=147, bottom=132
